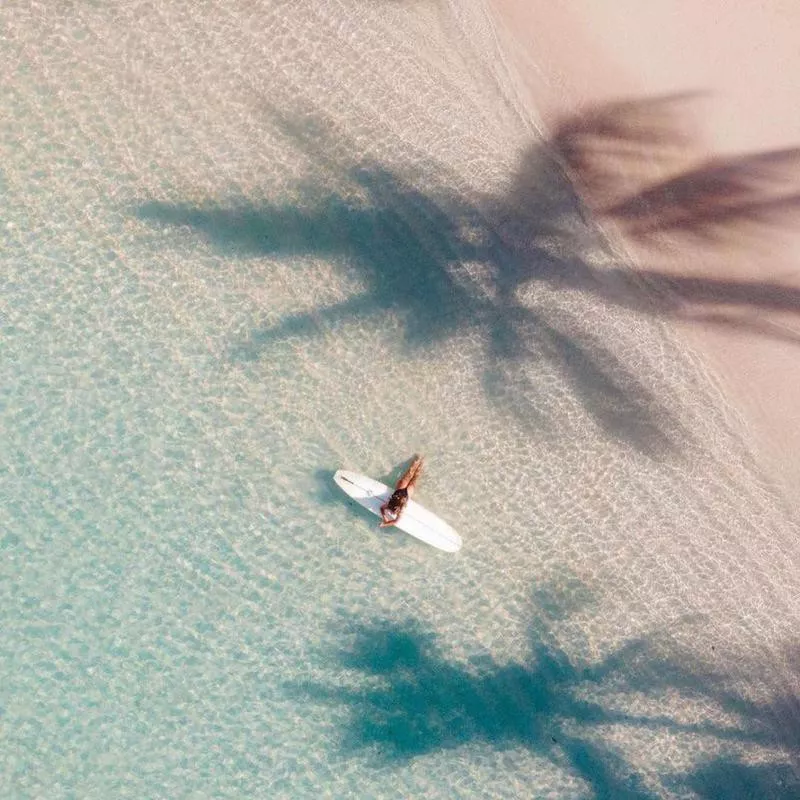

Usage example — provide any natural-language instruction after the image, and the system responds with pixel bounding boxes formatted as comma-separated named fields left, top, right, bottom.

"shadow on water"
left=288, top=615, right=800, bottom=799
left=131, top=91, right=800, bottom=793
left=136, top=95, right=800, bottom=456
left=680, top=757, right=800, bottom=800
left=312, top=468, right=340, bottom=506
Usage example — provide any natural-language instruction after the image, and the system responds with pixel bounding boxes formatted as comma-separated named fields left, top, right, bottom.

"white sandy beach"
left=490, top=0, right=800, bottom=503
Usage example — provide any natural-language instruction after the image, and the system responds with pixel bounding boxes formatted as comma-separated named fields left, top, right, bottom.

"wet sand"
left=490, top=0, right=800, bottom=503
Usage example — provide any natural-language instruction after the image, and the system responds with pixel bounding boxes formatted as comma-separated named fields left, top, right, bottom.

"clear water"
left=3, top=3, right=800, bottom=798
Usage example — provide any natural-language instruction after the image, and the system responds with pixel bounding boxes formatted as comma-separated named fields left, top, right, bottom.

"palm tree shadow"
left=680, top=756, right=800, bottom=799
left=136, top=95, right=800, bottom=457
left=292, top=618, right=651, bottom=800
left=287, top=615, right=796, bottom=798
left=551, top=96, right=800, bottom=326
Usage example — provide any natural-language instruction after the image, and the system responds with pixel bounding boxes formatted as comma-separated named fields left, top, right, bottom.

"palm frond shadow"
left=553, top=95, right=800, bottom=245
left=136, top=95, right=800, bottom=456
left=679, top=756, right=800, bottom=799
left=288, top=616, right=800, bottom=798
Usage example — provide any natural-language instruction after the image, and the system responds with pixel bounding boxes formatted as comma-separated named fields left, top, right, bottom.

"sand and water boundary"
left=488, top=0, right=800, bottom=505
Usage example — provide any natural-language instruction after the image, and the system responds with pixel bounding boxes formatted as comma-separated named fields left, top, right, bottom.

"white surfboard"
left=333, top=469, right=462, bottom=553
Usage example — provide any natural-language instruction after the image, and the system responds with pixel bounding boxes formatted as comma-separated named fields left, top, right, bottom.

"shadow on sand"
left=288, top=614, right=800, bottom=799
left=136, top=95, right=800, bottom=458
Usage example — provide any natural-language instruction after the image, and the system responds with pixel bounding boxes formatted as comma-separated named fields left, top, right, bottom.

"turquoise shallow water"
left=3, top=2, right=800, bottom=798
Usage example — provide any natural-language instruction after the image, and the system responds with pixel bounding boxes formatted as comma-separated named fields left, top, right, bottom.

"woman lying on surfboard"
left=379, top=455, right=423, bottom=527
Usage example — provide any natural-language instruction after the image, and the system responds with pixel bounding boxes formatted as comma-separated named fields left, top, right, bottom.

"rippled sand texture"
left=2, top=2, right=800, bottom=798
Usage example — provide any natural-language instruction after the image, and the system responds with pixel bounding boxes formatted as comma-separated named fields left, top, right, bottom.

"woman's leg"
left=395, top=455, right=424, bottom=493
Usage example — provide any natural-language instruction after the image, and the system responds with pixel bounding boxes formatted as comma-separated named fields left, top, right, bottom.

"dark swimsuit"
left=383, top=487, right=409, bottom=520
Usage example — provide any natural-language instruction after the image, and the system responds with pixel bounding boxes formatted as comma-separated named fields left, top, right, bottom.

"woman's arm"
left=379, top=501, right=393, bottom=526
